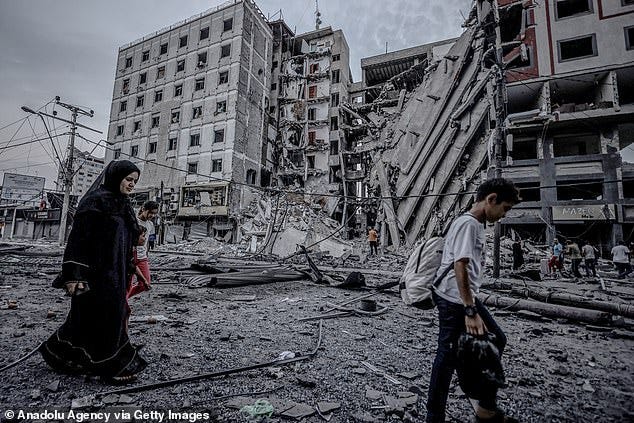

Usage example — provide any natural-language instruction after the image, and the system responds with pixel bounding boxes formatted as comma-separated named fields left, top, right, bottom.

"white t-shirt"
left=611, top=245, right=630, bottom=263
left=434, top=213, right=485, bottom=305
left=582, top=244, right=596, bottom=259
left=136, top=218, right=155, bottom=260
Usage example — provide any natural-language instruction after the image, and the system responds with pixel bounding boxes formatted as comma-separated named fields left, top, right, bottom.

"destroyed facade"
left=55, top=147, right=105, bottom=198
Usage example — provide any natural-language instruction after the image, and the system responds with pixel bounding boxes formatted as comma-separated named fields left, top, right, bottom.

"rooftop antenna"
left=315, top=0, right=322, bottom=30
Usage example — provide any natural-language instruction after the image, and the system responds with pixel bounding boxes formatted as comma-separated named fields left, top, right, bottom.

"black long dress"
left=40, top=163, right=146, bottom=378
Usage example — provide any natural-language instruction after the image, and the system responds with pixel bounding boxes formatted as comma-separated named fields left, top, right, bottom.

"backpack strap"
left=432, top=264, right=453, bottom=289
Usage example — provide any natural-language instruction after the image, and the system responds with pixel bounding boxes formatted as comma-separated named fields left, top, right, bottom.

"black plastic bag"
left=456, top=332, right=506, bottom=400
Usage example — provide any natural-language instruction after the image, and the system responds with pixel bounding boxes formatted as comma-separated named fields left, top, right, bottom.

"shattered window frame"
left=200, top=26, right=209, bottom=41
left=122, top=78, right=130, bottom=94
left=216, top=100, right=227, bottom=114
left=212, top=158, right=223, bottom=172
left=114, top=148, right=121, bottom=159
left=142, top=50, right=150, bottom=62
left=125, top=57, right=132, bottom=68
left=195, top=77, right=205, bottom=91
left=133, top=120, right=141, bottom=132
left=156, top=66, right=166, bottom=80
left=307, top=108, right=317, bottom=121
left=148, top=141, right=157, bottom=154
left=116, top=125, right=124, bottom=136
left=223, top=18, right=233, bottom=32
left=187, top=162, right=198, bottom=175
left=139, top=72, right=147, bottom=84
left=331, top=69, right=340, bottom=83
left=136, top=95, right=144, bottom=108
left=179, top=34, right=188, bottom=48
left=171, top=109, right=181, bottom=123
left=168, top=137, right=178, bottom=151
left=330, top=92, right=340, bottom=107
left=192, top=106, right=203, bottom=119
left=154, top=89, right=163, bottom=103
left=119, top=101, right=127, bottom=113
left=198, top=51, right=208, bottom=67
left=330, top=116, right=339, bottom=131
left=130, top=145, right=139, bottom=157
left=190, top=133, right=201, bottom=147
left=159, top=42, right=168, bottom=55
left=151, top=113, right=160, bottom=128
left=308, top=85, right=317, bottom=98
left=214, top=128, right=225, bottom=143
left=218, top=70, right=229, bottom=85
left=177, top=59, right=185, bottom=72
left=174, top=84, right=183, bottom=97
left=220, top=44, right=231, bottom=58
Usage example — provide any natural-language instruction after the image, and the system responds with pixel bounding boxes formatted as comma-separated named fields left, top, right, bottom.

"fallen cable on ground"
left=96, top=320, right=323, bottom=397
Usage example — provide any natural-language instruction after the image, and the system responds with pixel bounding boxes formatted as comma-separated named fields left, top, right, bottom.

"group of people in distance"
left=38, top=163, right=524, bottom=421
left=548, top=237, right=633, bottom=279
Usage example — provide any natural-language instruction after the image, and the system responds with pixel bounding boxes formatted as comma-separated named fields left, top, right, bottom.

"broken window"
left=330, top=116, right=339, bottom=131
left=151, top=114, right=160, bottom=128
left=555, top=0, right=593, bottom=20
left=116, top=125, right=124, bottom=136
left=168, top=137, right=177, bottom=151
left=130, top=145, right=138, bottom=157
left=214, top=128, right=225, bottom=143
left=271, top=82, right=277, bottom=91
left=142, top=50, right=149, bottom=62
left=246, top=169, right=256, bottom=184
left=119, top=101, right=127, bottom=113
left=558, top=34, right=597, bottom=61
left=148, top=141, right=157, bottom=154
left=626, top=26, right=634, bottom=50
left=156, top=66, right=165, bottom=79
left=212, top=158, right=223, bottom=172
left=133, top=120, right=141, bottom=132
left=515, top=182, right=541, bottom=201
left=174, top=84, right=183, bottom=97
left=192, top=106, right=202, bottom=119
left=553, top=133, right=600, bottom=157
left=331, top=92, right=340, bottom=107
left=218, top=71, right=229, bottom=85
left=332, top=69, right=340, bottom=83
left=190, top=133, right=200, bottom=146
left=136, top=95, right=144, bottom=108
left=556, top=180, right=603, bottom=200
left=198, top=52, right=207, bottom=67
left=179, top=35, right=188, bottom=48
left=330, top=140, right=339, bottom=155
left=125, top=57, right=132, bottom=68
left=177, top=59, right=185, bottom=72
left=187, top=162, right=198, bottom=174
left=200, top=27, right=209, bottom=40
left=139, top=72, right=147, bottom=84
left=114, top=148, right=121, bottom=159
left=332, top=54, right=340, bottom=62
left=308, top=108, right=317, bottom=121
left=160, top=42, right=168, bottom=55
left=195, top=78, right=205, bottom=91
left=310, top=63, right=319, bottom=73
left=307, top=155, right=316, bottom=169
left=308, top=85, right=317, bottom=98
left=154, top=90, right=163, bottom=102
left=122, top=79, right=130, bottom=94
left=513, top=137, right=538, bottom=160
left=308, top=131, right=316, bottom=145
left=171, top=109, right=180, bottom=123
left=223, top=18, right=233, bottom=32
left=221, top=44, right=231, bottom=58
left=216, top=100, right=227, bottom=114
left=269, top=105, right=276, bottom=114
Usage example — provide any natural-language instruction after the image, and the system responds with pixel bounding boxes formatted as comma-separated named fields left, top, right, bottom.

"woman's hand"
left=65, top=281, right=87, bottom=296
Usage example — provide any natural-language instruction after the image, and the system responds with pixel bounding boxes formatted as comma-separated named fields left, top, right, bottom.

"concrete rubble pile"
left=342, top=3, right=503, bottom=248
left=237, top=194, right=354, bottom=258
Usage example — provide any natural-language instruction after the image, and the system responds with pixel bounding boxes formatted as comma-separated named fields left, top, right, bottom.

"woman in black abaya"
left=40, top=160, right=147, bottom=383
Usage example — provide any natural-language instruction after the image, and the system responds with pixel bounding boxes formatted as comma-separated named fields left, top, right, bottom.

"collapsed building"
left=341, top=0, right=634, bottom=252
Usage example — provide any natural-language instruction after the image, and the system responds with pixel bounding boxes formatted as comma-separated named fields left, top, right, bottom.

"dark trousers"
left=584, top=258, right=596, bottom=276
left=615, top=262, right=632, bottom=278
left=571, top=258, right=582, bottom=277
left=426, top=292, right=507, bottom=423
left=369, top=240, right=378, bottom=255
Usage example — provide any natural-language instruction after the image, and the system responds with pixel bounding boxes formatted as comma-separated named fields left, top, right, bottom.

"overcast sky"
left=0, top=0, right=472, bottom=189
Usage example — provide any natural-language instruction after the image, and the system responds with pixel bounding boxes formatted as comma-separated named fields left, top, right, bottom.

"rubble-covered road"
left=1, top=245, right=633, bottom=422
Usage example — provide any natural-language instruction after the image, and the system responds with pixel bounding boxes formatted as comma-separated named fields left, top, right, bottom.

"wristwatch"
left=464, top=304, right=478, bottom=318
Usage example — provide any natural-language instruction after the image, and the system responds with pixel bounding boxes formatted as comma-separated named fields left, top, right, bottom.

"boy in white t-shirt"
left=426, top=178, right=520, bottom=423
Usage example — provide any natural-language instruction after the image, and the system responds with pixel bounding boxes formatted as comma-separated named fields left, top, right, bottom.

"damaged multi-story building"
left=497, top=0, right=634, bottom=251
left=339, top=0, right=634, bottom=253
left=268, top=23, right=353, bottom=224
left=106, top=0, right=273, bottom=238
left=56, top=147, right=105, bottom=200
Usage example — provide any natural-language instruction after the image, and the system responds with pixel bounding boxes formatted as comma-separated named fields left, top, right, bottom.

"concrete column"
left=539, top=134, right=557, bottom=244
left=601, top=127, right=624, bottom=246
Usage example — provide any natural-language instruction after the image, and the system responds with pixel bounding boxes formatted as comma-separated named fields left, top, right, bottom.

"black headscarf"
left=76, top=160, right=141, bottom=237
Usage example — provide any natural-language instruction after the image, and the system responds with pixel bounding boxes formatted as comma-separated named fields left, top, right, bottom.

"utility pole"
left=490, top=0, right=506, bottom=278
left=22, top=97, right=102, bottom=246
